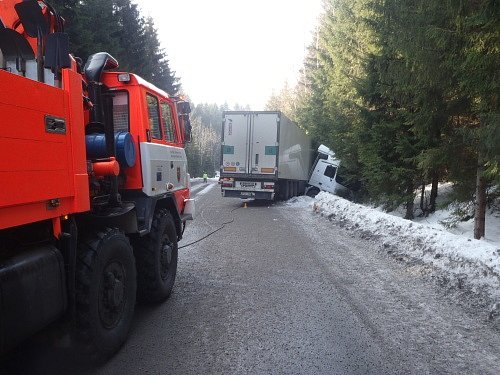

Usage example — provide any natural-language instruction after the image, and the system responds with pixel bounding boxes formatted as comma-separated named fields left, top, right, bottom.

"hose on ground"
left=178, top=205, right=243, bottom=249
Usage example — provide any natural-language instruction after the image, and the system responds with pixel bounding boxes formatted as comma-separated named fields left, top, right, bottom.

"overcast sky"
left=134, top=0, right=322, bottom=109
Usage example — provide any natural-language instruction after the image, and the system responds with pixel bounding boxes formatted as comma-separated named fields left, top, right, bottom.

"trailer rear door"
left=222, top=113, right=250, bottom=174
left=222, top=112, right=279, bottom=176
left=249, top=113, right=278, bottom=175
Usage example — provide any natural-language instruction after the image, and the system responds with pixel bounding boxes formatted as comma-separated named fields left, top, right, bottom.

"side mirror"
left=177, top=101, right=191, bottom=115
left=182, top=115, right=192, bottom=143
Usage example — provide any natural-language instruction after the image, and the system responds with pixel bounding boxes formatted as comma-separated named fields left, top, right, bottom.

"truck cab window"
left=324, top=165, right=337, bottom=179
left=146, top=94, right=162, bottom=139
left=318, top=153, right=328, bottom=161
left=160, top=102, right=176, bottom=142
left=112, top=91, right=129, bottom=132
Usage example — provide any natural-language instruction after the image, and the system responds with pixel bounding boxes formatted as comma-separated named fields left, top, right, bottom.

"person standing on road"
left=203, top=172, right=208, bottom=183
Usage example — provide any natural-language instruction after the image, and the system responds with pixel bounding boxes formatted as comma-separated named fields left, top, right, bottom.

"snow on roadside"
left=377, top=182, right=500, bottom=246
left=190, top=177, right=219, bottom=182
left=194, top=183, right=216, bottom=198
left=287, top=193, right=500, bottom=317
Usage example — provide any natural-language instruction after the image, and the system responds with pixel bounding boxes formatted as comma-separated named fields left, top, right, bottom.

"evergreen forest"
left=267, top=0, right=499, bottom=239
left=50, top=0, right=179, bottom=94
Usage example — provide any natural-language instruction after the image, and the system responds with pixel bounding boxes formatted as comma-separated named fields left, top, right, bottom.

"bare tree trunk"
left=419, top=182, right=426, bottom=215
left=429, top=172, right=439, bottom=213
left=474, top=159, right=487, bottom=239
left=405, top=181, right=414, bottom=220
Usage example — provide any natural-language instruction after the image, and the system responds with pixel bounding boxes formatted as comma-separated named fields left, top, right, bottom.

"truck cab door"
left=309, top=160, right=337, bottom=193
left=139, top=94, right=189, bottom=196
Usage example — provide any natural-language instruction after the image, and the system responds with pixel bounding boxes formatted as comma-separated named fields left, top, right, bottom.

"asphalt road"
left=2, top=181, right=499, bottom=374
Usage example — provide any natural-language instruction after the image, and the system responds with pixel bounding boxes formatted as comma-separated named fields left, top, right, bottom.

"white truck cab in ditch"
left=306, top=145, right=348, bottom=198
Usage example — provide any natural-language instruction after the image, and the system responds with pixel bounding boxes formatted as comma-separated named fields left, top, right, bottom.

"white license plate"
left=241, top=192, right=254, bottom=196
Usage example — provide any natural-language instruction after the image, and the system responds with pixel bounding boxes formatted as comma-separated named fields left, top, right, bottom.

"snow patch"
left=284, top=196, right=316, bottom=208
left=375, top=182, right=500, bottom=246
left=194, top=183, right=216, bottom=198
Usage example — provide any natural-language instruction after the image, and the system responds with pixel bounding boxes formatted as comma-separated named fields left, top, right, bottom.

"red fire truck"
left=0, top=0, right=194, bottom=358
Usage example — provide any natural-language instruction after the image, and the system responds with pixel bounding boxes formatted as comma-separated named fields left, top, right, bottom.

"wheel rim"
left=160, top=233, right=174, bottom=281
left=99, top=260, right=126, bottom=329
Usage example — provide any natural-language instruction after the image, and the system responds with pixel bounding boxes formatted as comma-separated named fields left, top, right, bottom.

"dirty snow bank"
left=287, top=193, right=500, bottom=319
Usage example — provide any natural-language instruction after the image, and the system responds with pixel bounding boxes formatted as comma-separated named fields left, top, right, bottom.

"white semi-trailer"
left=220, top=111, right=312, bottom=200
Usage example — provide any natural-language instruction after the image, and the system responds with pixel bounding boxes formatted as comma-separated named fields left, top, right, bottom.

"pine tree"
left=265, top=82, right=300, bottom=121
left=452, top=0, right=499, bottom=238
left=48, top=0, right=180, bottom=94
left=113, top=0, right=148, bottom=74
left=70, top=0, right=124, bottom=63
left=142, top=17, right=180, bottom=95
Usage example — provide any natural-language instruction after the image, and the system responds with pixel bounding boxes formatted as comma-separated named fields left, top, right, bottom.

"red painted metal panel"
left=0, top=200, right=73, bottom=229
left=174, top=188, right=190, bottom=214
left=62, top=69, right=90, bottom=214
left=0, top=69, right=88, bottom=230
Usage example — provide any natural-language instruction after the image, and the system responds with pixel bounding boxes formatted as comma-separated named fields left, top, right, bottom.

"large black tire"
left=132, top=209, right=178, bottom=303
left=277, top=181, right=286, bottom=200
left=75, top=228, right=136, bottom=360
left=285, top=180, right=291, bottom=200
left=306, top=187, right=320, bottom=198
left=292, top=181, right=298, bottom=197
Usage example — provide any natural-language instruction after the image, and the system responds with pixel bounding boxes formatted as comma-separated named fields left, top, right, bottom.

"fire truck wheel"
left=75, top=228, right=137, bottom=360
left=306, top=187, right=320, bottom=198
left=133, top=209, right=178, bottom=303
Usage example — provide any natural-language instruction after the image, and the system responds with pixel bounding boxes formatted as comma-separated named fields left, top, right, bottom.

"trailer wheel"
left=75, top=228, right=136, bottom=360
left=133, top=209, right=178, bottom=303
left=306, top=187, right=320, bottom=198
left=284, top=180, right=291, bottom=199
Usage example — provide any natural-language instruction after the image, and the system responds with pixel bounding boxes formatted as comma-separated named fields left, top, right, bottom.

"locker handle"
left=45, top=116, right=66, bottom=134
